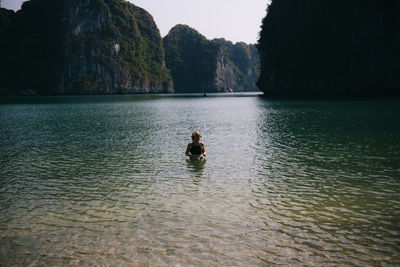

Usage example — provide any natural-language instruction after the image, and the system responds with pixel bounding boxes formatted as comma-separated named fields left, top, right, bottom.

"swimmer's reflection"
left=186, top=158, right=206, bottom=175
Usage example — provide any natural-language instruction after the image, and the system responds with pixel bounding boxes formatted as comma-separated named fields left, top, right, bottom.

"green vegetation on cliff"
left=163, top=24, right=259, bottom=93
left=0, top=0, right=172, bottom=95
left=66, top=0, right=172, bottom=93
left=163, top=24, right=219, bottom=92
left=257, top=0, right=400, bottom=96
left=1, top=1, right=259, bottom=95
left=213, top=38, right=259, bottom=91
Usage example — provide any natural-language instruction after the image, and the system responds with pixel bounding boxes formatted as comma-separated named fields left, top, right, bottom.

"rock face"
left=63, top=0, right=172, bottom=94
left=163, top=24, right=259, bottom=93
left=257, top=0, right=400, bottom=96
left=0, top=0, right=172, bottom=95
left=213, top=39, right=260, bottom=92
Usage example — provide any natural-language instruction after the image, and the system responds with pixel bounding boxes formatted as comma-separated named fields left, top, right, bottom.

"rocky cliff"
left=0, top=0, right=172, bottom=95
left=163, top=24, right=259, bottom=93
left=257, top=0, right=400, bottom=96
left=213, top=39, right=260, bottom=92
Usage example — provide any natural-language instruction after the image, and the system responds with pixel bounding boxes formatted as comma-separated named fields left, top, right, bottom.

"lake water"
left=0, top=93, right=399, bottom=266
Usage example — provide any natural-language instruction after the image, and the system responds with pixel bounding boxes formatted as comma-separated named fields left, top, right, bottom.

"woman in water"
left=186, top=131, right=206, bottom=160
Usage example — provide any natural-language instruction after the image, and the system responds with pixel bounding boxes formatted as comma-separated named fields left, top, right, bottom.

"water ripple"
left=0, top=96, right=399, bottom=266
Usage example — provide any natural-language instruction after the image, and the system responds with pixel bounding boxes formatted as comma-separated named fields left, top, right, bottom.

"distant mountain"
left=257, top=0, right=400, bottom=96
left=0, top=0, right=172, bottom=95
left=163, top=24, right=259, bottom=93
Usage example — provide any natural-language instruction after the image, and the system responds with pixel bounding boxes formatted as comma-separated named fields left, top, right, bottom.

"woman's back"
left=189, top=142, right=203, bottom=155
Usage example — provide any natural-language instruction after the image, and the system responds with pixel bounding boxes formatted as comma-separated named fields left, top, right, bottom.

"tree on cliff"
left=257, top=0, right=400, bottom=96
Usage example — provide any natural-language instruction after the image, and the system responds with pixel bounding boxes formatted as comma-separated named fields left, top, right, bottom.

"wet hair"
left=191, top=131, right=201, bottom=140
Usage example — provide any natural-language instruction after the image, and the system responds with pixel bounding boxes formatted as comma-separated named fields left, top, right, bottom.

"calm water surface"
left=0, top=93, right=399, bottom=266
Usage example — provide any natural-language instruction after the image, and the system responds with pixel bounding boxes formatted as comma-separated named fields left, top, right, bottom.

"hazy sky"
left=1, top=0, right=268, bottom=44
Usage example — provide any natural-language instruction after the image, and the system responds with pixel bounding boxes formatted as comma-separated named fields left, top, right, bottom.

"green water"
left=0, top=93, right=399, bottom=266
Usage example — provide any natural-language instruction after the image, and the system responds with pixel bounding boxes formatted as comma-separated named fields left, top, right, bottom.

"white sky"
left=1, top=0, right=268, bottom=44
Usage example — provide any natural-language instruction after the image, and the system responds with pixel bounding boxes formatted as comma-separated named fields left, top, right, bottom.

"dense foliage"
left=257, top=0, right=400, bottom=96
left=66, top=0, right=172, bottom=93
left=0, top=0, right=172, bottom=95
left=1, top=0, right=259, bottom=95
left=163, top=25, right=259, bottom=93
left=163, top=24, right=219, bottom=93
left=213, top=38, right=259, bottom=91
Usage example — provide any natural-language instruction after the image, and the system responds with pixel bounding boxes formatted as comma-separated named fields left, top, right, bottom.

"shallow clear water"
left=1, top=93, right=399, bottom=266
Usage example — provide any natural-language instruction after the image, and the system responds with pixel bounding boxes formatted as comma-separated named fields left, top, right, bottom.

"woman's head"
left=191, top=131, right=201, bottom=141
